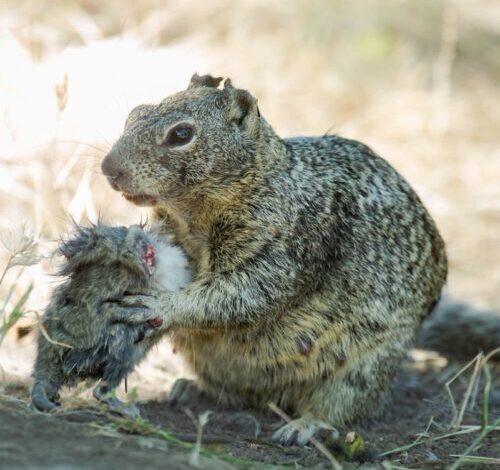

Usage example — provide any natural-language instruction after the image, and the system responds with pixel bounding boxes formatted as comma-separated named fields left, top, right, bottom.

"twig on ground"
left=445, top=353, right=482, bottom=428
left=33, top=310, right=73, bottom=350
left=184, top=409, right=213, bottom=468
left=268, top=402, right=343, bottom=470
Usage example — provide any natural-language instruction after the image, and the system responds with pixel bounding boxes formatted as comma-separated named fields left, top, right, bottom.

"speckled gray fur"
left=98, top=74, right=497, bottom=444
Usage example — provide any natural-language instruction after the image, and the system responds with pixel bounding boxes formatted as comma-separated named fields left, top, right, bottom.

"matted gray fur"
left=31, top=223, right=190, bottom=417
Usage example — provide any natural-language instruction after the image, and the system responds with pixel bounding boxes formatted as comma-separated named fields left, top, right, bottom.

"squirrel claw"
left=272, top=416, right=338, bottom=447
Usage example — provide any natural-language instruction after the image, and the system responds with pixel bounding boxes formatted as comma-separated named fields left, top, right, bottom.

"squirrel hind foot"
left=271, top=414, right=339, bottom=447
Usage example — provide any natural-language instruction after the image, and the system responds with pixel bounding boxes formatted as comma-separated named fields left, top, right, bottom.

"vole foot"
left=31, top=380, right=61, bottom=413
left=168, top=378, right=207, bottom=408
left=108, top=400, right=141, bottom=419
left=272, top=415, right=338, bottom=446
left=93, top=383, right=140, bottom=419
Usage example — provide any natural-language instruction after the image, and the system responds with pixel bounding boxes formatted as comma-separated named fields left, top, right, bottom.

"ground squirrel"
left=31, top=224, right=190, bottom=417
left=101, top=74, right=497, bottom=445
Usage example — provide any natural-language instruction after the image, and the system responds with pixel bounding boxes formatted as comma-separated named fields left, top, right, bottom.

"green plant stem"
left=0, top=266, right=25, bottom=316
left=0, top=282, right=33, bottom=347
left=481, top=365, right=491, bottom=431
left=0, top=257, right=13, bottom=287
left=447, top=417, right=500, bottom=470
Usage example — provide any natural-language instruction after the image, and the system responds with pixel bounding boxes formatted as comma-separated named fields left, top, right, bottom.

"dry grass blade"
left=444, top=353, right=483, bottom=428
left=55, top=74, right=68, bottom=113
left=268, top=402, right=343, bottom=470
left=379, top=416, right=436, bottom=457
left=481, top=347, right=500, bottom=365
left=383, top=348, right=500, bottom=461
left=185, top=409, right=213, bottom=468
left=447, top=347, right=500, bottom=470
left=449, top=455, right=500, bottom=465
left=33, top=311, right=74, bottom=350
left=432, top=426, right=483, bottom=441
left=447, top=417, right=500, bottom=470
left=0, top=267, right=25, bottom=317
left=454, top=354, right=483, bottom=427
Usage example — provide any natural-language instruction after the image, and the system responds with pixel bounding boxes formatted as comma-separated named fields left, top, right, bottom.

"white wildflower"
left=0, top=226, right=40, bottom=269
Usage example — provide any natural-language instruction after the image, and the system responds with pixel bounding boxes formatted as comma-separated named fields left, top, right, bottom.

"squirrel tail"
left=415, top=299, right=500, bottom=362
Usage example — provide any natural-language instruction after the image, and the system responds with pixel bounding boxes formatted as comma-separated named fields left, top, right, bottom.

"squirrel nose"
left=101, top=152, right=125, bottom=181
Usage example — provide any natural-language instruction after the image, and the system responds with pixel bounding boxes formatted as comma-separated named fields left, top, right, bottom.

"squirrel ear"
left=188, top=73, right=223, bottom=89
left=223, top=79, right=260, bottom=137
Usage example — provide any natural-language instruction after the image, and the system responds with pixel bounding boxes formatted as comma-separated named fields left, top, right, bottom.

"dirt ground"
left=2, top=355, right=499, bottom=469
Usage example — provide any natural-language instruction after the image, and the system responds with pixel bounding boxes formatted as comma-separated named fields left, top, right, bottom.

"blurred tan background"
left=1, top=0, right=499, bottom=394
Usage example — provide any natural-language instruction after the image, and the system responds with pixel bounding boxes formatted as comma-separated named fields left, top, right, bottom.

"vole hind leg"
left=31, top=378, right=61, bottom=413
left=94, top=352, right=140, bottom=419
left=93, top=381, right=140, bottom=419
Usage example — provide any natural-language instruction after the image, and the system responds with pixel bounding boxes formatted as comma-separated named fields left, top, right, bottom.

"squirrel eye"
left=165, top=124, right=194, bottom=146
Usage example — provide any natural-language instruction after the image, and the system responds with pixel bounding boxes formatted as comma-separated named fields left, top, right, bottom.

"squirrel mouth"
left=122, top=193, right=158, bottom=206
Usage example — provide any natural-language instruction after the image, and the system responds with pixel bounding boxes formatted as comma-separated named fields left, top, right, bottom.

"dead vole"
left=31, top=224, right=190, bottom=417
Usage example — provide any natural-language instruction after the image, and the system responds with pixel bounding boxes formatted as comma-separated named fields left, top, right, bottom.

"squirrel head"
left=58, top=224, right=156, bottom=279
left=101, top=73, right=273, bottom=207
